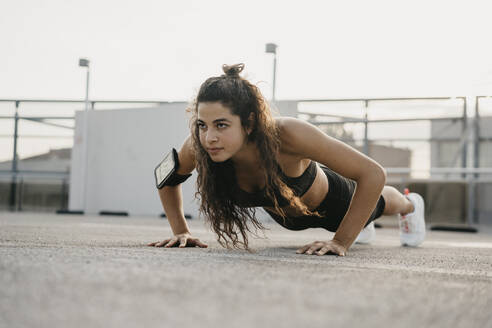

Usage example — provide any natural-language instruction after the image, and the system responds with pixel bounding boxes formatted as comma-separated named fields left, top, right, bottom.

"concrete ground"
left=1, top=212, right=491, bottom=328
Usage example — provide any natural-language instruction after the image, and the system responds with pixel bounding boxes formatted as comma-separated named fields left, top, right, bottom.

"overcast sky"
left=1, top=0, right=492, bottom=162
left=2, top=0, right=492, bottom=101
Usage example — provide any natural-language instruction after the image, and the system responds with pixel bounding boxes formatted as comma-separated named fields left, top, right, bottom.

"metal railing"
left=299, top=96, right=492, bottom=226
left=1, top=97, right=491, bottom=226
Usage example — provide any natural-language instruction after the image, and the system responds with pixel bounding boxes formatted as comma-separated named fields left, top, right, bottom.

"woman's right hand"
left=147, top=232, right=208, bottom=248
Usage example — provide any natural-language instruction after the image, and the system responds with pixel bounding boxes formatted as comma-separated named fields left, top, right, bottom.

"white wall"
left=69, top=103, right=199, bottom=217
left=68, top=101, right=300, bottom=217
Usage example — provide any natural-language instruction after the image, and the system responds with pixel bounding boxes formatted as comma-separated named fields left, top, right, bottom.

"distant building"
left=430, top=116, right=492, bottom=225
left=0, top=148, right=71, bottom=174
left=0, top=148, right=70, bottom=212
left=431, top=116, right=492, bottom=177
left=356, top=144, right=411, bottom=181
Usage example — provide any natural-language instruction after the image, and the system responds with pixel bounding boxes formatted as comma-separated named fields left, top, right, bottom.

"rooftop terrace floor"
left=1, top=212, right=491, bottom=328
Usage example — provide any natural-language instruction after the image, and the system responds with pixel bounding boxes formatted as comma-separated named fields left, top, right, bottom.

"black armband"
left=154, top=148, right=192, bottom=189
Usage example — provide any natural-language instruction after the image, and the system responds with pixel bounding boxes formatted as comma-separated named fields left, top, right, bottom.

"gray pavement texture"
left=1, top=213, right=492, bottom=328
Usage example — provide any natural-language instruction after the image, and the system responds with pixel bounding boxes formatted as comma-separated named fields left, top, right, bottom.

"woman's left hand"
left=296, top=239, right=347, bottom=256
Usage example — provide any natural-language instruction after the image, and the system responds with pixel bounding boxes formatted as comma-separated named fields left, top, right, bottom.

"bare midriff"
left=263, top=164, right=329, bottom=217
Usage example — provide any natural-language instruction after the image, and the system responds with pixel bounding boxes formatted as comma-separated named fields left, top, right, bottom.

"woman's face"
left=197, top=102, right=249, bottom=162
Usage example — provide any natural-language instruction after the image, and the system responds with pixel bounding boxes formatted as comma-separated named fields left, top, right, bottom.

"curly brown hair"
left=188, top=63, right=316, bottom=251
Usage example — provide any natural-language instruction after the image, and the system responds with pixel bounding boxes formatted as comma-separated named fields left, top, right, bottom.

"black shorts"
left=265, top=165, right=386, bottom=232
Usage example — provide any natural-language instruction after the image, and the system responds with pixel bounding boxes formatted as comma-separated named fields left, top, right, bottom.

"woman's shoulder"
left=176, top=135, right=196, bottom=174
left=274, top=117, right=308, bottom=156
left=274, top=116, right=333, bottom=160
left=274, top=116, right=305, bottom=133
left=274, top=116, right=312, bottom=142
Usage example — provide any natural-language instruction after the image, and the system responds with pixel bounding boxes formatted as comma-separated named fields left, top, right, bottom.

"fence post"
left=363, top=100, right=369, bottom=155
left=472, top=97, right=481, bottom=224
left=17, top=177, right=23, bottom=211
left=461, top=97, right=468, bottom=179
left=61, top=178, right=68, bottom=210
left=9, top=101, right=20, bottom=212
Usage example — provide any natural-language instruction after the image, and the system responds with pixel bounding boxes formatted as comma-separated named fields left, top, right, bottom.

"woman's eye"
left=197, top=123, right=206, bottom=130
left=217, top=123, right=228, bottom=129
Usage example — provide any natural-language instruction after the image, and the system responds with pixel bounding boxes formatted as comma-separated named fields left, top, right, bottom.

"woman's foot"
left=399, top=192, right=426, bottom=247
left=355, top=221, right=376, bottom=244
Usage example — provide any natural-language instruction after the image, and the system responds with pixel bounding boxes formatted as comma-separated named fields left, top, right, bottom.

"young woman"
left=148, top=64, right=425, bottom=256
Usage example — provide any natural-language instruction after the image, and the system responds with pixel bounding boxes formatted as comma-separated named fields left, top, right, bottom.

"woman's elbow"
left=365, top=163, right=386, bottom=188
left=375, top=165, right=387, bottom=187
left=356, top=164, right=386, bottom=188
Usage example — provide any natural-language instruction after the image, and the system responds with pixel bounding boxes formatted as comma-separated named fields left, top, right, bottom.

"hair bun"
left=222, top=63, right=244, bottom=77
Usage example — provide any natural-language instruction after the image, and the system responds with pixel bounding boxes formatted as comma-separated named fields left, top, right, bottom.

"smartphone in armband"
left=154, top=149, right=178, bottom=189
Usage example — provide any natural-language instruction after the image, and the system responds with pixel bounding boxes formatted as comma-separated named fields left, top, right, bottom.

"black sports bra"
left=233, top=161, right=318, bottom=208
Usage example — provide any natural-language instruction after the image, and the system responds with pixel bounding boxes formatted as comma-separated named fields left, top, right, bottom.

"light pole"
left=265, top=43, right=277, bottom=103
left=78, top=58, right=90, bottom=213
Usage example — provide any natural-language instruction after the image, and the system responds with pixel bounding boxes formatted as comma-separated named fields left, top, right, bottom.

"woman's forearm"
left=158, top=185, right=191, bottom=235
left=332, top=170, right=386, bottom=250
